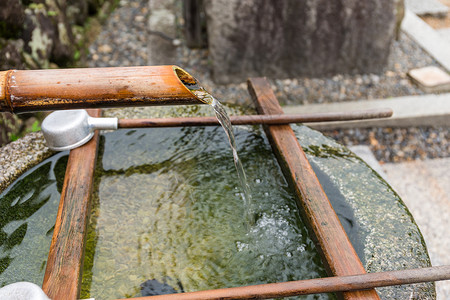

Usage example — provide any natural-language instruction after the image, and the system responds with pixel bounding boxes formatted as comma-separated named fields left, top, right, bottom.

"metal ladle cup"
left=41, top=110, right=118, bottom=151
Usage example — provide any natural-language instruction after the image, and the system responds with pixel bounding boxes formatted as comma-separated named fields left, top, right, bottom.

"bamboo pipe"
left=0, top=66, right=204, bottom=113
left=117, top=108, right=393, bottom=128
left=125, top=265, right=450, bottom=300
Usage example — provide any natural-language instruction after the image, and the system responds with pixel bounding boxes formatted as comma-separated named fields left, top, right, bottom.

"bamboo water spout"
left=0, top=66, right=204, bottom=113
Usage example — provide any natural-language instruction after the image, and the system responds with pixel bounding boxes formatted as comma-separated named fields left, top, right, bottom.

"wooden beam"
left=122, top=265, right=450, bottom=300
left=247, top=77, right=380, bottom=300
left=42, top=109, right=101, bottom=300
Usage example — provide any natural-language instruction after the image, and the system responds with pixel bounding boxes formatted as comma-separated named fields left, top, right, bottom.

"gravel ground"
left=321, top=127, right=450, bottom=163
left=85, top=0, right=449, bottom=163
left=87, top=0, right=149, bottom=67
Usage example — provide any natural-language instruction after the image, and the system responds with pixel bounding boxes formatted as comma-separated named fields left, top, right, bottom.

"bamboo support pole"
left=247, top=77, right=380, bottom=300
left=117, top=108, right=393, bottom=128
left=0, top=66, right=203, bottom=113
left=42, top=109, right=101, bottom=300
left=123, top=265, right=450, bottom=300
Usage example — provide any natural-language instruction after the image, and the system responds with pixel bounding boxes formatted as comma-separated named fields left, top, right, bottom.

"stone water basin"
left=0, top=105, right=434, bottom=299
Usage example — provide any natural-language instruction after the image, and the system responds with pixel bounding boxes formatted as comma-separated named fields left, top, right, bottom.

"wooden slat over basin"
left=247, top=77, right=380, bottom=300
left=42, top=109, right=101, bottom=300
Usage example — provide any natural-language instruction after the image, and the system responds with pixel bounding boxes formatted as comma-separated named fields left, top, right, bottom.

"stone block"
left=408, top=66, right=450, bottom=93
left=22, top=6, right=56, bottom=69
left=204, top=0, right=402, bottom=84
left=0, top=0, right=111, bottom=70
left=0, top=113, right=22, bottom=146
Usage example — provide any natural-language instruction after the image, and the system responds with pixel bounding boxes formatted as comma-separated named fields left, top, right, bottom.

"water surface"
left=0, top=116, right=433, bottom=299
left=80, top=126, right=329, bottom=300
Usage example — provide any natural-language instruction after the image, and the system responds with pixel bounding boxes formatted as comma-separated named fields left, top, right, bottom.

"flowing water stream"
left=192, top=89, right=254, bottom=227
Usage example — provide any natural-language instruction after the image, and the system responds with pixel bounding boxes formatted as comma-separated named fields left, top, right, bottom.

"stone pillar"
left=148, top=0, right=178, bottom=65
left=204, top=0, right=402, bottom=84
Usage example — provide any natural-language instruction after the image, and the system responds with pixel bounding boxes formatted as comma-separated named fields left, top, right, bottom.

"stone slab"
left=401, top=10, right=450, bottom=72
left=438, top=27, right=450, bottom=45
left=382, top=158, right=450, bottom=299
left=282, top=93, right=450, bottom=129
left=204, top=0, right=398, bottom=83
left=408, top=66, right=450, bottom=93
left=405, top=0, right=449, bottom=17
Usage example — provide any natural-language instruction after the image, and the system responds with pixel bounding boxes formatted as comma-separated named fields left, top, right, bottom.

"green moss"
left=30, top=120, right=41, bottom=132
left=46, top=10, right=57, bottom=17
left=28, top=3, right=45, bottom=10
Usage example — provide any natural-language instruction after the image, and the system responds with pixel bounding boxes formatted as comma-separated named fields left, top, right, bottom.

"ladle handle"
left=88, top=116, right=118, bottom=131
left=0, top=66, right=202, bottom=113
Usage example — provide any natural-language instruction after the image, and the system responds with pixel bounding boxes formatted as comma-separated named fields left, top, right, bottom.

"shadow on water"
left=308, top=161, right=365, bottom=264
left=0, top=152, right=68, bottom=287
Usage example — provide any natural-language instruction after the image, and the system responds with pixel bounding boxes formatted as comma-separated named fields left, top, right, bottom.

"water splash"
left=193, top=89, right=255, bottom=227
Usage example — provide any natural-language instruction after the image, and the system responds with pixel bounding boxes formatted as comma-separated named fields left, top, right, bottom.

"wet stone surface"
left=80, top=106, right=434, bottom=299
left=0, top=152, right=68, bottom=287
left=0, top=132, right=53, bottom=193
left=295, top=125, right=434, bottom=299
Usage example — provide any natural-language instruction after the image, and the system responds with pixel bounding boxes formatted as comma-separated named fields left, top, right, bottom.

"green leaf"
left=73, top=50, right=81, bottom=61
left=10, top=133, right=19, bottom=141
left=31, top=120, right=41, bottom=132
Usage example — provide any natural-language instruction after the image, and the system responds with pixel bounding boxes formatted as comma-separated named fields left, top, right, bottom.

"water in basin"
left=0, top=104, right=433, bottom=299
left=80, top=125, right=329, bottom=299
